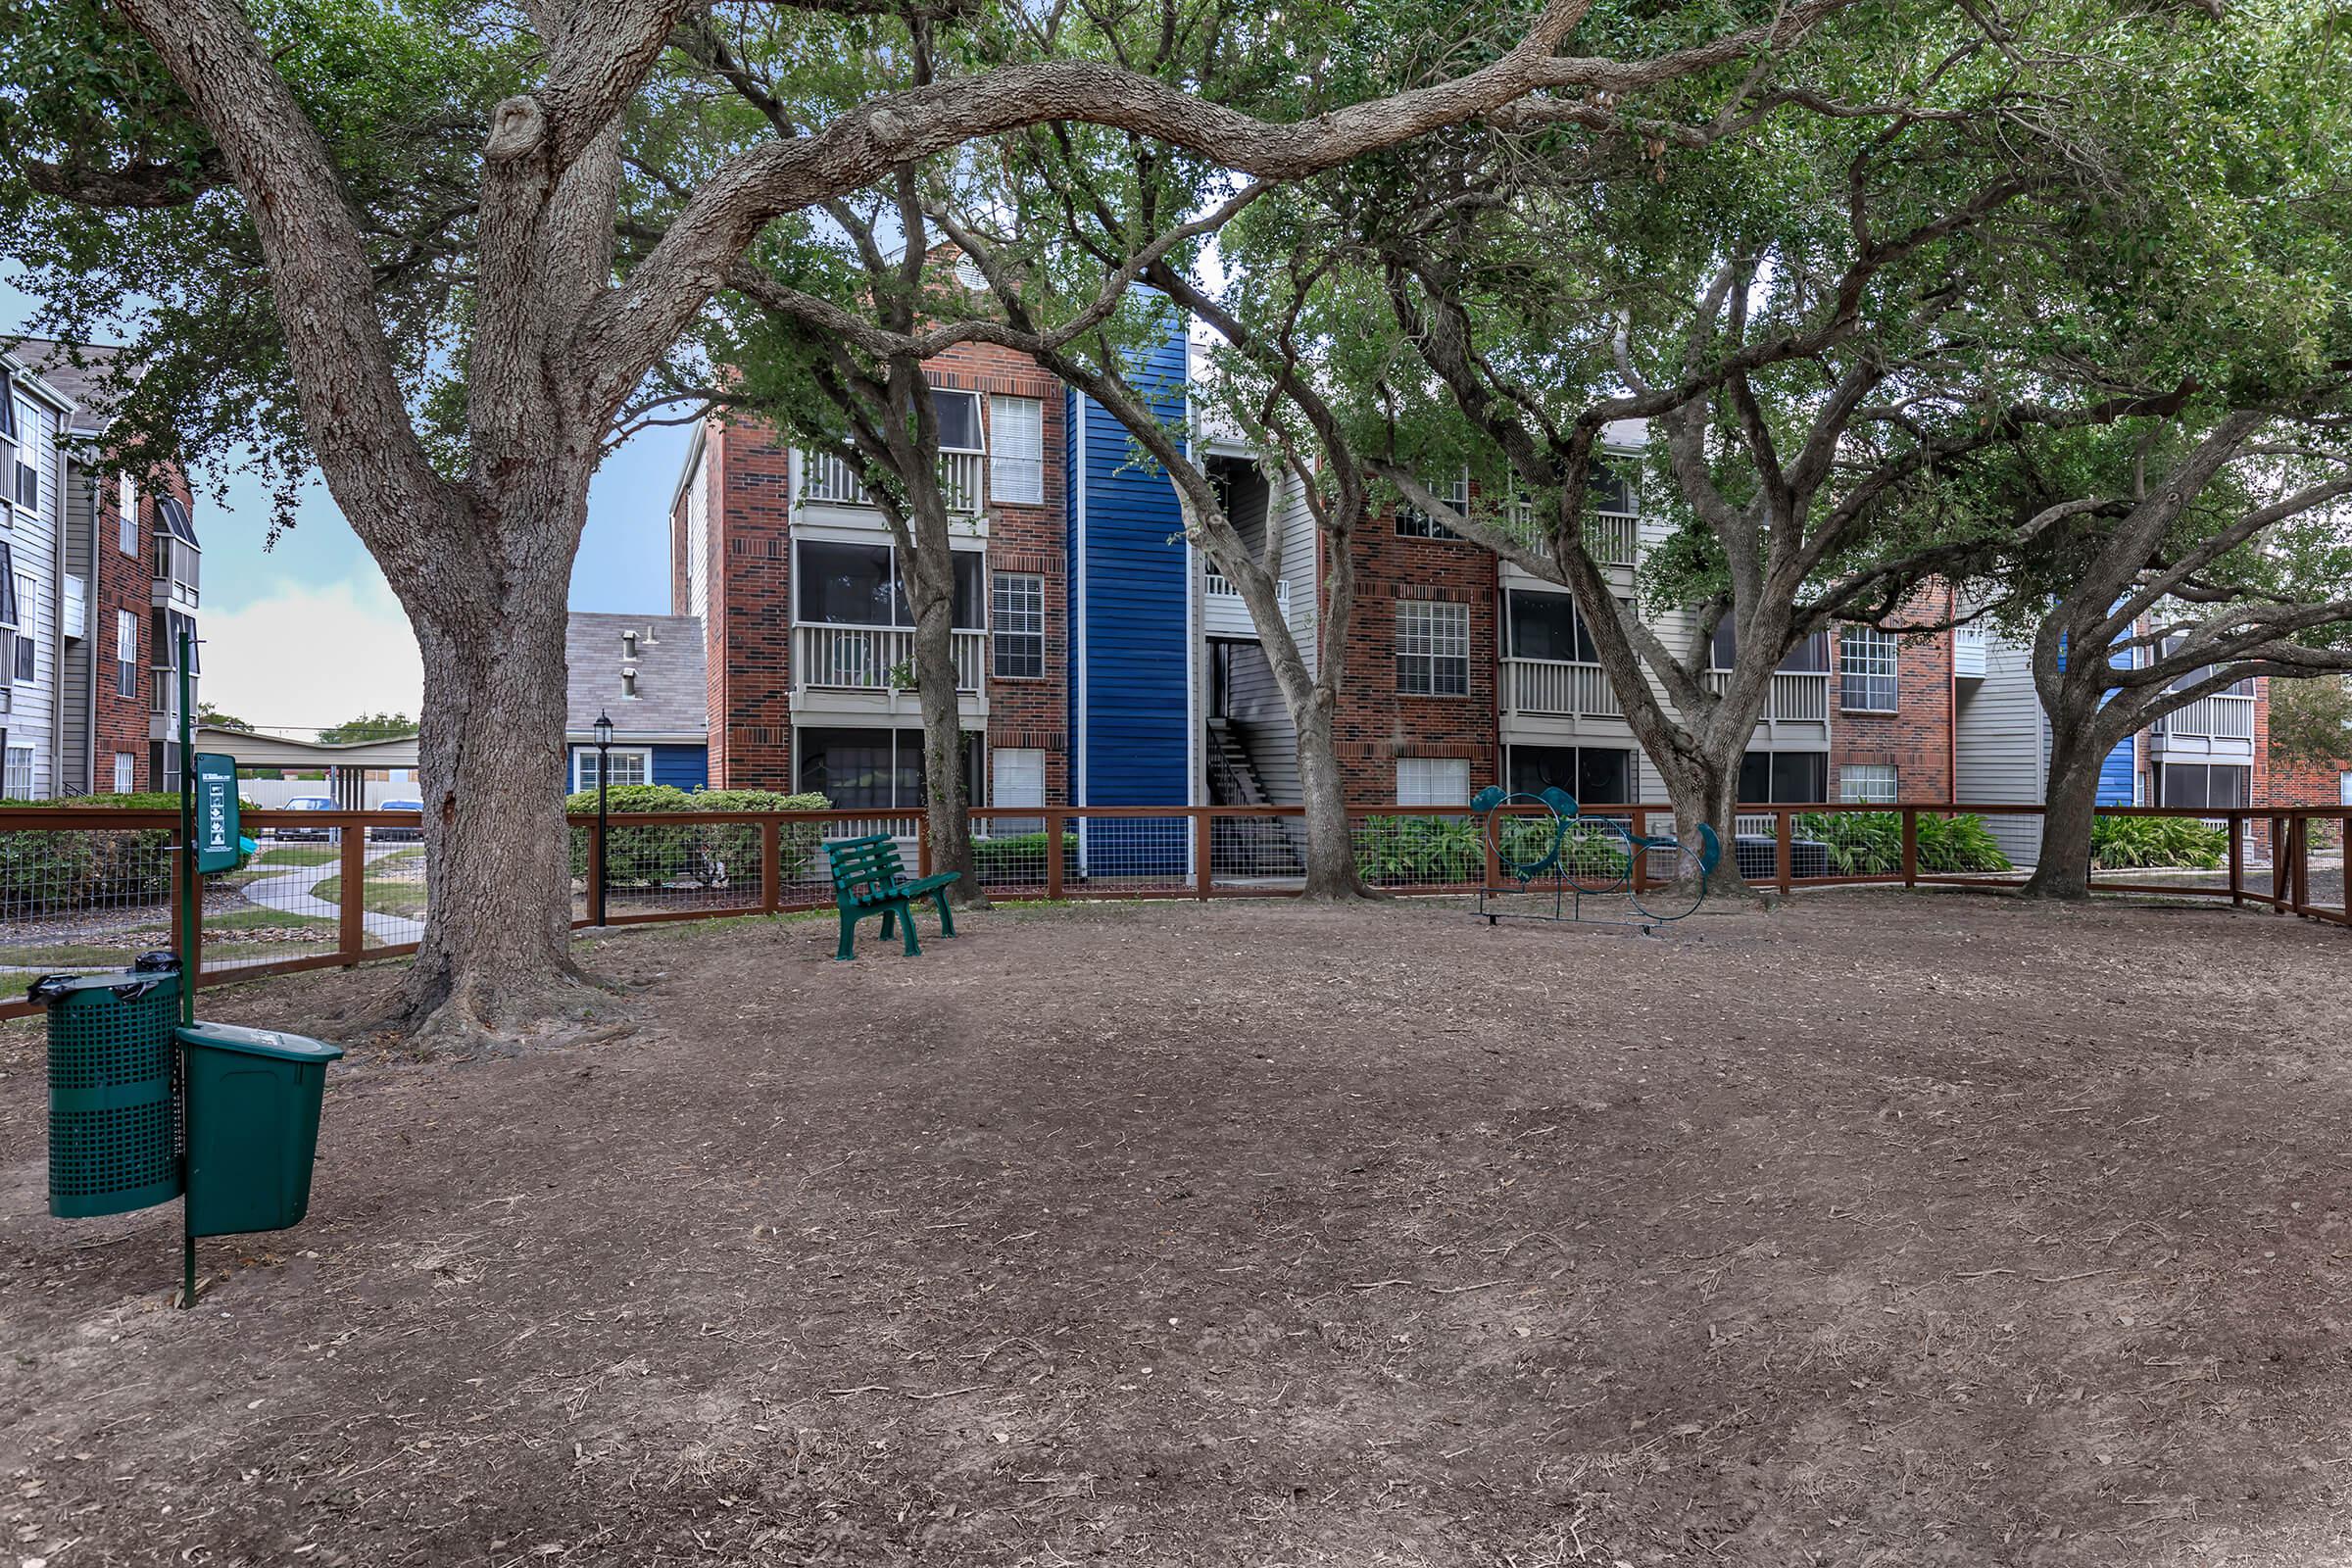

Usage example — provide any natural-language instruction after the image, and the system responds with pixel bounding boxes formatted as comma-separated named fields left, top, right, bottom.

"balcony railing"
left=1202, top=573, right=1290, bottom=638
left=1708, top=668, right=1833, bottom=724
left=1953, top=622, right=1989, bottom=678
left=1504, top=500, right=1640, bottom=567
left=1503, top=658, right=1623, bottom=720
left=800, top=449, right=984, bottom=514
left=2152, top=691, right=2256, bottom=742
left=793, top=623, right=986, bottom=694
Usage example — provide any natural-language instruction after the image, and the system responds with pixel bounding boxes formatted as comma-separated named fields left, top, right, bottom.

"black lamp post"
left=592, top=709, right=613, bottom=927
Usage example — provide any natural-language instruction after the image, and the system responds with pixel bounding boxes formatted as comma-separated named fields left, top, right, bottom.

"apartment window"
left=930, top=387, right=983, bottom=452
left=1507, top=745, right=1631, bottom=806
left=0, top=374, right=17, bottom=515
left=573, top=747, right=650, bottom=792
left=2157, top=762, right=2250, bottom=810
left=9, top=571, right=32, bottom=683
left=116, top=609, right=138, bottom=699
left=1396, top=601, right=1470, bottom=696
left=990, top=396, right=1045, bottom=505
left=119, top=472, right=139, bottom=556
left=1839, top=763, right=1897, bottom=804
left=2340, top=770, right=2352, bottom=808
left=796, top=726, right=978, bottom=810
left=1506, top=591, right=1599, bottom=662
left=1396, top=470, right=1467, bottom=538
left=3, top=746, right=29, bottom=800
left=1839, top=624, right=1898, bottom=711
left=11, top=458, right=32, bottom=512
left=1713, top=621, right=1831, bottom=672
left=795, top=540, right=982, bottom=628
left=1396, top=756, right=1471, bottom=808
left=991, top=570, right=1045, bottom=678
left=1737, top=750, right=1829, bottom=806
left=991, top=746, right=1046, bottom=833
left=114, top=752, right=136, bottom=794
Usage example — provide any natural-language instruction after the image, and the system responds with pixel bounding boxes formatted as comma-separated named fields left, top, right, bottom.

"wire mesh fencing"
left=1351, top=810, right=1485, bottom=894
left=0, top=815, right=178, bottom=978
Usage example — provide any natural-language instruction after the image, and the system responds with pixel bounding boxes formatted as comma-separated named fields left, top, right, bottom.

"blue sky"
left=2, top=274, right=686, bottom=733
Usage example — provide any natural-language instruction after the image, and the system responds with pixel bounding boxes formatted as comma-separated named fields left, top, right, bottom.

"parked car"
left=272, top=797, right=339, bottom=842
left=371, top=799, right=424, bottom=842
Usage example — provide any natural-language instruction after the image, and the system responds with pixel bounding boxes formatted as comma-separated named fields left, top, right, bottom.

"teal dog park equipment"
left=1467, top=786, right=1720, bottom=934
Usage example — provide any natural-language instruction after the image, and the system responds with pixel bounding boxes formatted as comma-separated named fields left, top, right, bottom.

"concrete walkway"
left=240, top=842, right=426, bottom=945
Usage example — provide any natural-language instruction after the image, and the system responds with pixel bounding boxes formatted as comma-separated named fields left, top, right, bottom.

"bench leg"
left=835, top=911, right=858, bottom=961
left=899, top=902, right=922, bottom=956
left=934, top=888, right=956, bottom=938
left=878, top=906, right=896, bottom=941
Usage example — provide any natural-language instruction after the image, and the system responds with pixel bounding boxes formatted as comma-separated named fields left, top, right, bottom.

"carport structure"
left=194, top=725, right=421, bottom=809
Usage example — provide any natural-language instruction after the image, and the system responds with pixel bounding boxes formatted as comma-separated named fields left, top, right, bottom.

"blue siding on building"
left=1065, top=316, right=1192, bottom=874
left=564, top=743, right=708, bottom=793
left=2095, top=735, right=2134, bottom=806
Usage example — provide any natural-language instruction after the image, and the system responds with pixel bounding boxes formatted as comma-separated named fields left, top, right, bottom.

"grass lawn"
left=313, top=849, right=426, bottom=918
left=5, top=893, right=2352, bottom=1564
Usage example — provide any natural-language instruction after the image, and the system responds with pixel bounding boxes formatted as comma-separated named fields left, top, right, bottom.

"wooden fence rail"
left=0, top=802, right=2340, bottom=1020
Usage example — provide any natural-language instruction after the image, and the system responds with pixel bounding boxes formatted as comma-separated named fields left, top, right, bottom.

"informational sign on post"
left=191, top=753, right=242, bottom=874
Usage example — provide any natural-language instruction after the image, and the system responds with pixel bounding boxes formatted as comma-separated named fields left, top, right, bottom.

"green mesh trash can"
left=35, top=966, right=184, bottom=1219
left=178, top=1022, right=344, bottom=1238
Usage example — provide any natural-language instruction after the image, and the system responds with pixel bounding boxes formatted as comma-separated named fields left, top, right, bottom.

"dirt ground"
left=6, top=890, right=2352, bottom=1567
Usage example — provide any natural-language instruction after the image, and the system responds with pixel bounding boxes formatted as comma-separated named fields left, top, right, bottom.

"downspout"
left=1945, top=582, right=1957, bottom=806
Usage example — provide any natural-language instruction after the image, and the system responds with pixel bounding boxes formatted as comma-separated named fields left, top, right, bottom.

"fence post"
left=1900, top=808, right=1918, bottom=889
left=2272, top=816, right=2289, bottom=912
left=760, top=817, right=781, bottom=915
left=1627, top=808, right=1645, bottom=894
left=2291, top=816, right=2310, bottom=913
left=1775, top=808, right=1793, bottom=894
left=337, top=820, right=365, bottom=965
left=172, top=839, right=204, bottom=991
left=1046, top=809, right=1065, bottom=901
left=1194, top=809, right=1212, bottom=901
left=2229, top=811, right=2244, bottom=907
left=585, top=820, right=605, bottom=928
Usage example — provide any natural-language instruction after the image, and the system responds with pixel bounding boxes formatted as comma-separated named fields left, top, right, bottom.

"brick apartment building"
left=667, top=338, right=1070, bottom=817
left=653, top=316, right=2325, bottom=862
left=2, top=339, right=201, bottom=798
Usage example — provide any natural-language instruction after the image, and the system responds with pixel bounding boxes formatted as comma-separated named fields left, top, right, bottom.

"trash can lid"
left=175, top=1020, right=347, bottom=1063
left=24, top=968, right=178, bottom=1004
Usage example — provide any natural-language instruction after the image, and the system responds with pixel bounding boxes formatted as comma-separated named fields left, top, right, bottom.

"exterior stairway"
left=1206, top=721, right=1306, bottom=879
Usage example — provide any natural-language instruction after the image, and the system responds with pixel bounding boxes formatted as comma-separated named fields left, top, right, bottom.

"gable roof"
left=5, top=338, right=125, bottom=436
left=565, top=612, right=707, bottom=738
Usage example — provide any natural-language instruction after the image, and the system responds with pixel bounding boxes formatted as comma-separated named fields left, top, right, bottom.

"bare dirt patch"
left=6, top=892, right=2352, bottom=1565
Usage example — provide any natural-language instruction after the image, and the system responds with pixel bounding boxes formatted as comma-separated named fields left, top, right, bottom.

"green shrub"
left=564, top=785, right=830, bottom=889
left=0, top=793, right=272, bottom=916
left=2090, top=814, right=2226, bottom=870
left=1355, top=814, right=1483, bottom=884
left=969, top=830, right=1075, bottom=884
left=1791, top=811, right=2013, bottom=875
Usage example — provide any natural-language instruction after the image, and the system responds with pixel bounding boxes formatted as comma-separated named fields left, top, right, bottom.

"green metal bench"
left=824, top=833, right=961, bottom=959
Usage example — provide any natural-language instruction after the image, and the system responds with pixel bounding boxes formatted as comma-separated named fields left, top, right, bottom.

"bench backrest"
left=825, top=833, right=909, bottom=902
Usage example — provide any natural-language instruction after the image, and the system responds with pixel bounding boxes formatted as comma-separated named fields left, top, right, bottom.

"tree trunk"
left=1668, top=752, right=1758, bottom=903
left=396, top=577, right=593, bottom=1037
left=909, top=581, right=984, bottom=907
left=1294, top=704, right=1362, bottom=899
left=2024, top=719, right=2105, bottom=899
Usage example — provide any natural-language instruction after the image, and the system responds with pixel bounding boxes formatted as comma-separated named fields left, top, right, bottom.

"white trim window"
left=573, top=747, right=651, bottom=792
left=1397, top=469, right=1468, bottom=539
left=119, top=472, right=139, bottom=557
left=1839, top=624, right=1898, bottom=711
left=1396, top=600, right=1470, bottom=696
left=116, top=609, right=138, bottom=700
left=930, top=387, right=983, bottom=453
left=990, top=746, right=1046, bottom=833
left=0, top=371, right=25, bottom=514
left=10, top=570, right=34, bottom=684
left=991, top=569, right=1045, bottom=678
left=1396, top=756, right=1470, bottom=808
left=114, top=751, right=136, bottom=794
left=1839, top=763, right=1897, bottom=805
left=3, top=746, right=31, bottom=800
left=2340, top=770, right=2352, bottom=808
left=989, top=395, right=1045, bottom=505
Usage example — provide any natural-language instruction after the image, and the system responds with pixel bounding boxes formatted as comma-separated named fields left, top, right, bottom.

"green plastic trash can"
left=34, top=964, right=184, bottom=1219
left=177, top=1021, right=345, bottom=1238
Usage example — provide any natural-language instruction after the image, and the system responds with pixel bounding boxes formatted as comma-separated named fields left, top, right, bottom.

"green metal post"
left=177, top=626, right=197, bottom=1308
